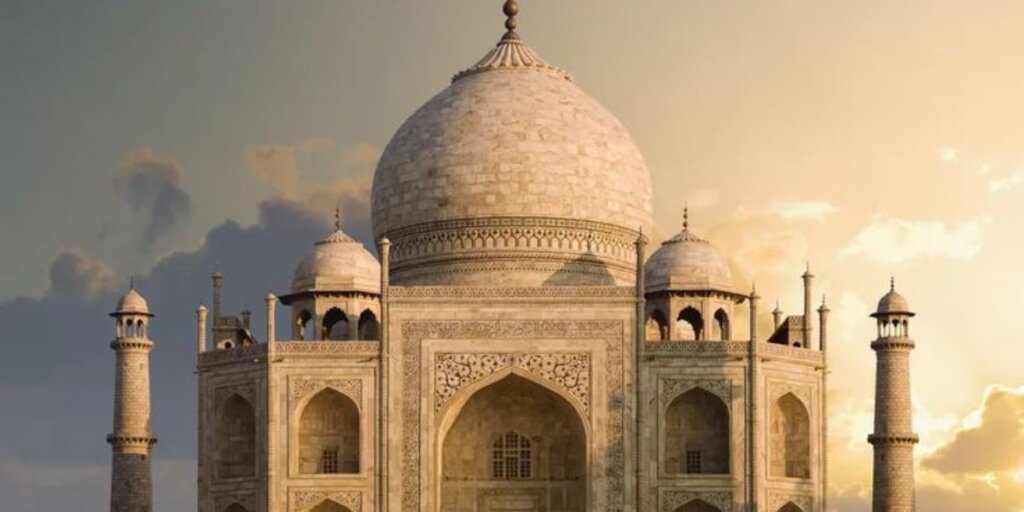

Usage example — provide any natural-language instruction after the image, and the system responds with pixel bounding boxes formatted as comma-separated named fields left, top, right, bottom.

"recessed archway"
left=223, top=504, right=250, bottom=512
left=215, top=394, right=255, bottom=479
left=664, top=388, right=730, bottom=475
left=322, top=308, right=350, bottom=340
left=672, top=499, right=723, bottom=512
left=440, top=373, right=587, bottom=511
left=713, top=308, right=730, bottom=340
left=298, top=389, right=360, bottom=474
left=308, top=500, right=353, bottom=512
left=357, top=309, right=379, bottom=340
left=778, top=502, right=804, bottom=512
left=647, top=309, right=669, bottom=341
left=770, top=393, right=811, bottom=479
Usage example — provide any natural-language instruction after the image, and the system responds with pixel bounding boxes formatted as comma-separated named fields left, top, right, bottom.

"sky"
left=1, top=1, right=1023, bottom=510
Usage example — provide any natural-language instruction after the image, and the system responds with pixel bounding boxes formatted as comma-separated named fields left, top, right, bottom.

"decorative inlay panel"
left=289, top=378, right=362, bottom=406
left=660, top=490, right=733, bottom=512
left=644, top=341, right=749, bottom=356
left=275, top=341, right=380, bottom=355
left=213, top=383, right=256, bottom=408
left=660, top=378, right=732, bottom=406
left=290, top=489, right=361, bottom=512
left=434, top=352, right=590, bottom=413
left=767, top=491, right=813, bottom=512
left=400, top=319, right=624, bottom=512
left=769, top=380, right=813, bottom=408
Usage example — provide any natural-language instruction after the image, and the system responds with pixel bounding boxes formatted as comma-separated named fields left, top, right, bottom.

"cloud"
left=111, top=146, right=194, bottom=252
left=938, top=146, right=959, bottom=163
left=245, top=138, right=379, bottom=204
left=45, top=248, right=116, bottom=299
left=989, top=171, right=1024, bottom=194
left=765, top=200, right=837, bottom=222
left=924, top=385, right=1024, bottom=475
left=841, top=217, right=984, bottom=264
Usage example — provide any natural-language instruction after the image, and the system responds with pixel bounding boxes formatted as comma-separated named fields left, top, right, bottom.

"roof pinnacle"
left=683, top=204, right=689, bottom=231
left=503, top=0, right=520, bottom=36
left=334, top=207, right=342, bottom=231
left=890, top=276, right=895, bottom=292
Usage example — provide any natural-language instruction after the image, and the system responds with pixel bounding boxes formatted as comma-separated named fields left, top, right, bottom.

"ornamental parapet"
left=198, top=341, right=380, bottom=367
left=870, top=337, right=916, bottom=351
left=760, top=343, right=826, bottom=365
left=388, top=285, right=636, bottom=301
left=644, top=340, right=749, bottom=357
left=868, top=433, right=919, bottom=445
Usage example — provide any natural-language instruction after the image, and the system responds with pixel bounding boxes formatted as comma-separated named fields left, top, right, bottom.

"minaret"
left=869, top=278, right=918, bottom=512
left=107, top=284, right=157, bottom=512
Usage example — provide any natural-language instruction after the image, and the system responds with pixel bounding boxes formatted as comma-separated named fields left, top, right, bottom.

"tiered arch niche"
left=439, top=372, right=589, bottom=512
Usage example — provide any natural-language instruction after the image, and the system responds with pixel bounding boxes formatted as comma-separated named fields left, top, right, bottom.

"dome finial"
left=503, top=0, right=520, bottom=36
left=334, top=207, right=342, bottom=231
left=129, top=275, right=135, bottom=290
left=890, top=276, right=895, bottom=292
left=683, top=203, right=690, bottom=231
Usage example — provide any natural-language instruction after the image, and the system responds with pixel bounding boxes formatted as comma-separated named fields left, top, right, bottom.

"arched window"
left=713, top=309, right=730, bottom=340
left=664, top=388, right=730, bottom=475
left=672, top=499, right=723, bottom=512
left=223, top=504, right=251, bottom=512
left=492, top=431, right=532, bottom=479
left=299, top=389, right=360, bottom=474
left=215, top=394, right=256, bottom=479
left=771, top=393, right=811, bottom=479
left=296, top=310, right=312, bottom=340
left=357, top=310, right=379, bottom=341
left=309, top=500, right=352, bottom=512
left=646, top=309, right=669, bottom=341
left=676, top=306, right=704, bottom=340
left=322, top=308, right=350, bottom=341
left=778, top=503, right=804, bottom=512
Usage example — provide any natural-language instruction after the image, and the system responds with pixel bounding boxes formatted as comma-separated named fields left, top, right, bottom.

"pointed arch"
left=676, top=306, right=704, bottom=340
left=308, top=500, right=353, bottom=512
left=713, top=308, right=730, bottom=340
left=298, top=388, right=360, bottom=474
left=672, top=499, right=723, bottom=512
left=215, top=394, right=256, bottom=479
left=771, top=392, right=811, bottom=479
left=440, top=373, right=587, bottom=511
left=778, top=502, right=805, bottom=512
left=295, top=309, right=312, bottom=340
left=223, top=504, right=251, bottom=512
left=664, top=388, right=730, bottom=475
left=357, top=309, right=379, bottom=340
left=646, top=309, right=669, bottom=341
left=322, top=307, right=350, bottom=340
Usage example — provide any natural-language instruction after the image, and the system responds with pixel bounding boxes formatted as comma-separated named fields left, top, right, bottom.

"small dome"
left=644, top=228, right=735, bottom=293
left=873, top=280, right=914, bottom=317
left=291, top=227, right=381, bottom=294
left=114, top=287, right=150, bottom=315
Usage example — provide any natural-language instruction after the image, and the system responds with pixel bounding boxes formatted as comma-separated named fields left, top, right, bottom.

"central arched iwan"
left=441, top=374, right=587, bottom=511
left=673, top=499, right=723, bottom=512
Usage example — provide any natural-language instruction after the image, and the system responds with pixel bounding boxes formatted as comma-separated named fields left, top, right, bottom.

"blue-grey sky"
left=2, top=1, right=1024, bottom=510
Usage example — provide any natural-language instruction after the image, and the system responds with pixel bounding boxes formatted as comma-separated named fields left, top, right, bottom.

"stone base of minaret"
left=109, top=442, right=156, bottom=512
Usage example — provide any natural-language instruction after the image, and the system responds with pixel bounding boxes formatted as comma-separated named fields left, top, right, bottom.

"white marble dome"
left=291, top=228, right=381, bottom=294
left=873, top=285, right=914, bottom=316
left=644, top=228, right=736, bottom=293
left=371, top=31, right=653, bottom=286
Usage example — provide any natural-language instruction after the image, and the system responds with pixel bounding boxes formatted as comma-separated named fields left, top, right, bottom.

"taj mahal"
left=103, top=2, right=922, bottom=512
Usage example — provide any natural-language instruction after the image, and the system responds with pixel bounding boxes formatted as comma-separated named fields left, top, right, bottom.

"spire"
left=334, top=207, right=342, bottom=231
left=683, top=204, right=689, bottom=231
left=890, top=276, right=896, bottom=292
left=129, top=275, right=135, bottom=290
left=503, top=0, right=519, bottom=39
